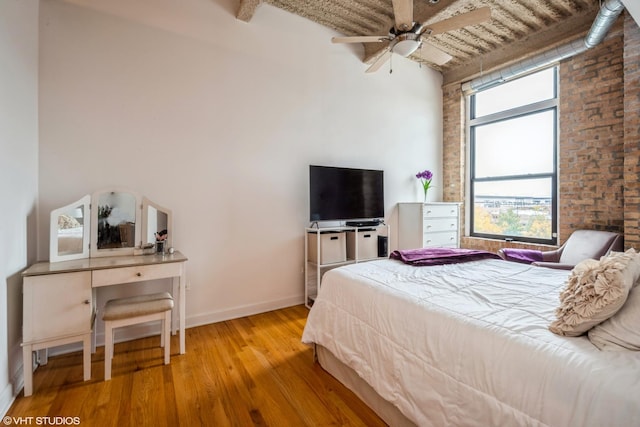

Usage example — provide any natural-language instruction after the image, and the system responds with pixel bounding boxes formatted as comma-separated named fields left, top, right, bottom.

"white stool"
left=102, top=291, right=174, bottom=380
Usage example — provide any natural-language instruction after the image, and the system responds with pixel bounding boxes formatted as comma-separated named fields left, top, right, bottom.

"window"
left=469, top=67, right=558, bottom=245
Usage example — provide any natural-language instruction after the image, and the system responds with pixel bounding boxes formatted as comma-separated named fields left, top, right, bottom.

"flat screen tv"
left=309, top=165, right=384, bottom=223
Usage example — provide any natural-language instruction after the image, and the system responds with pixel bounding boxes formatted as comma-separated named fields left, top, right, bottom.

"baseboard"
left=0, top=382, right=16, bottom=418
left=186, top=295, right=304, bottom=328
left=1, top=340, right=26, bottom=417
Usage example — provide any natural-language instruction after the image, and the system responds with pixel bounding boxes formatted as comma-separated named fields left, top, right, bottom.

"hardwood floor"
left=7, top=305, right=386, bottom=426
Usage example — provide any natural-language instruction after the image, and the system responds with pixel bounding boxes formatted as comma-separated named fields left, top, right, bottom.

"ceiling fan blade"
left=366, top=50, right=392, bottom=73
left=423, top=7, right=491, bottom=35
left=391, top=0, right=414, bottom=31
left=332, top=36, right=388, bottom=44
left=413, top=42, right=452, bottom=66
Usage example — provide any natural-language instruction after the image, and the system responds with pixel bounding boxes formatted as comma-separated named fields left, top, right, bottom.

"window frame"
left=468, top=67, right=559, bottom=245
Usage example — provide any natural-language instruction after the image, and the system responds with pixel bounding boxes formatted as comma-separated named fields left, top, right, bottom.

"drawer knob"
left=83, top=299, right=90, bottom=305
left=136, top=272, right=142, bottom=277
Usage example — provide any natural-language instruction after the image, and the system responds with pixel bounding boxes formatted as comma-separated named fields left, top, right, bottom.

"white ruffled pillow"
left=549, top=249, right=640, bottom=337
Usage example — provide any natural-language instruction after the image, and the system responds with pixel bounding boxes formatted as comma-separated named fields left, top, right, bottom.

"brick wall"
left=443, top=13, right=640, bottom=253
left=558, top=27, right=625, bottom=239
left=624, top=14, right=640, bottom=248
left=442, top=84, right=466, bottom=241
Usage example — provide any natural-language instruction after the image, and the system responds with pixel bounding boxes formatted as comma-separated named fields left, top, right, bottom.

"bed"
left=301, top=255, right=640, bottom=426
left=56, top=226, right=84, bottom=254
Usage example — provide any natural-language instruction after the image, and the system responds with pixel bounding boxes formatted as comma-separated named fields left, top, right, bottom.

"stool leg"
left=105, top=321, right=113, bottom=381
left=111, top=328, right=115, bottom=360
left=160, top=321, right=165, bottom=348
left=83, top=334, right=91, bottom=381
left=164, top=311, right=171, bottom=365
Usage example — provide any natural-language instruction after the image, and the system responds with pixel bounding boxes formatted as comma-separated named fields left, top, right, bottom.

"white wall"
left=38, top=0, right=443, bottom=327
left=0, top=0, right=40, bottom=413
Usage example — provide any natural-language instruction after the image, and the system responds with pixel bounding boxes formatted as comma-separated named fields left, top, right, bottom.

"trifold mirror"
left=49, top=188, right=172, bottom=263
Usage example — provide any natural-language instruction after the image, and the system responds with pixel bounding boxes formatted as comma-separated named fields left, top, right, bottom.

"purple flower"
left=416, top=170, right=433, bottom=201
left=416, top=170, right=433, bottom=180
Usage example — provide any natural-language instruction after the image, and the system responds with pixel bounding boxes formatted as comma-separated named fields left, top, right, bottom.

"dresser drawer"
left=423, top=231, right=458, bottom=247
left=423, top=204, right=459, bottom=219
left=424, top=218, right=458, bottom=233
left=92, top=263, right=182, bottom=287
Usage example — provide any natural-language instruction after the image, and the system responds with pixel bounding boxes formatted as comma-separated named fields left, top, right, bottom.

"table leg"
left=83, top=334, right=91, bottom=381
left=171, top=278, right=178, bottom=336
left=22, top=345, right=33, bottom=397
left=180, top=266, right=186, bottom=354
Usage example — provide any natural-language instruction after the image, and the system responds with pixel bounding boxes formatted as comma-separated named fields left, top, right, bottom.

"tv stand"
left=304, top=223, right=389, bottom=308
left=345, top=219, right=382, bottom=227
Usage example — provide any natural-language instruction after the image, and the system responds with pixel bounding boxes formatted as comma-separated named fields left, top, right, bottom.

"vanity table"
left=22, top=187, right=186, bottom=396
left=21, top=251, right=187, bottom=396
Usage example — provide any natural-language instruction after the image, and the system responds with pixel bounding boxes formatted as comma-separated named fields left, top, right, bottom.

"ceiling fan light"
left=390, top=33, right=421, bottom=57
left=392, top=39, right=421, bottom=57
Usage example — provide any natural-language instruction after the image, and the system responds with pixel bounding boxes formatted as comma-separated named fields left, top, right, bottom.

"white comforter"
left=301, top=258, right=640, bottom=427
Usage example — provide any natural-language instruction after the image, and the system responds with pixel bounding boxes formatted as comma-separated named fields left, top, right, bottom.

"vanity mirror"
left=49, top=195, right=90, bottom=263
left=49, top=189, right=172, bottom=262
left=90, top=189, right=140, bottom=258
left=142, top=197, right=172, bottom=253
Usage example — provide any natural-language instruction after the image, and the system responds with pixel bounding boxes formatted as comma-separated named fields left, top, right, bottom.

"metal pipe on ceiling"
left=461, top=0, right=625, bottom=94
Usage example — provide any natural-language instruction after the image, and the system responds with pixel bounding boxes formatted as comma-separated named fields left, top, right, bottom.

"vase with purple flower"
left=416, top=170, right=433, bottom=202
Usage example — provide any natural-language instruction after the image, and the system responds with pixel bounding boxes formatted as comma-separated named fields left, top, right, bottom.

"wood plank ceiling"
left=236, top=0, right=602, bottom=85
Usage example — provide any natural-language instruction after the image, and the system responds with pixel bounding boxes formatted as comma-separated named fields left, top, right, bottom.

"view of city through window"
left=474, top=195, right=552, bottom=240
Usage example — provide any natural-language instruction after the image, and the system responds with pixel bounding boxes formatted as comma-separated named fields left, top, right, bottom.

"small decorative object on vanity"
left=155, top=229, right=168, bottom=254
left=416, top=169, right=433, bottom=202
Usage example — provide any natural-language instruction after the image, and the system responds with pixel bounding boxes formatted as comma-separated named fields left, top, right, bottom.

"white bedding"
left=301, top=258, right=640, bottom=426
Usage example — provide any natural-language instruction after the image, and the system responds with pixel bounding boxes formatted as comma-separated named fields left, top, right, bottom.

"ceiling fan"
left=331, top=0, right=491, bottom=73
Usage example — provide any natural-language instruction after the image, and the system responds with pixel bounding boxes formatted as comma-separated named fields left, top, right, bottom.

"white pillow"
left=588, top=279, right=640, bottom=350
left=549, top=249, right=640, bottom=337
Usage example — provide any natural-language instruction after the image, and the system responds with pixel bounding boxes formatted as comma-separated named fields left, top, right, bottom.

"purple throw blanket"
left=390, top=247, right=501, bottom=266
left=500, top=248, right=544, bottom=264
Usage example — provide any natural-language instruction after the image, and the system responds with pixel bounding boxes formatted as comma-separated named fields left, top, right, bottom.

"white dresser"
left=398, top=202, right=461, bottom=249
